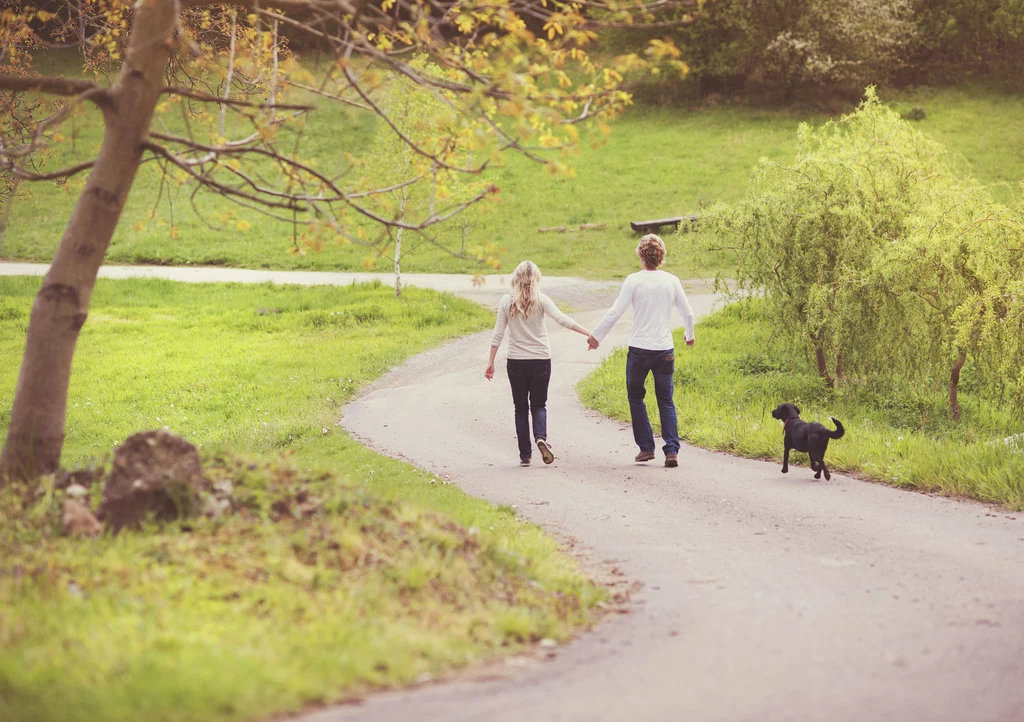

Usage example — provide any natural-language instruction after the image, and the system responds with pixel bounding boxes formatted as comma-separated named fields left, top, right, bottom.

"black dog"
left=770, top=403, right=845, bottom=480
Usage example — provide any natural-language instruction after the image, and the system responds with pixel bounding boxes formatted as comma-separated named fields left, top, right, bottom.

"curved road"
left=307, top=288, right=1024, bottom=722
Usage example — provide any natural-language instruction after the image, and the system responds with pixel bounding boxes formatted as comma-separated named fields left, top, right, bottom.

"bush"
left=611, top=0, right=1024, bottom=104
left=905, top=0, right=1024, bottom=87
left=695, top=89, right=1024, bottom=421
left=664, top=0, right=916, bottom=101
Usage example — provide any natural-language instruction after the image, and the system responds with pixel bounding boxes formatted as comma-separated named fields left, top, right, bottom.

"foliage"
left=7, top=85, right=1022, bottom=278
left=696, top=89, right=1024, bottom=419
left=0, top=276, right=601, bottom=721
left=578, top=301, right=1024, bottom=509
left=0, top=451, right=601, bottom=722
left=661, top=0, right=916, bottom=99
left=0, top=6, right=64, bottom=245
left=356, top=58, right=497, bottom=289
left=1, top=0, right=693, bottom=245
left=615, top=0, right=1024, bottom=100
left=907, top=0, right=1024, bottom=87
left=0, top=0, right=700, bottom=477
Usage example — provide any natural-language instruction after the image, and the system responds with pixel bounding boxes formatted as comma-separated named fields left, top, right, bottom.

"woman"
left=485, top=261, right=596, bottom=466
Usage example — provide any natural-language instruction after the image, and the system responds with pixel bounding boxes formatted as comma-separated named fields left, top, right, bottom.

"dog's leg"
left=811, top=454, right=823, bottom=480
left=782, top=443, right=790, bottom=474
left=821, top=459, right=831, bottom=481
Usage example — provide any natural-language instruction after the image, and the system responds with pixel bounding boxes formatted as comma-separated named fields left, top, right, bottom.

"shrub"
left=696, top=89, right=1024, bottom=421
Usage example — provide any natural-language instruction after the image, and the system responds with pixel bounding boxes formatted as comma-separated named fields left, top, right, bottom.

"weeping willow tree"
left=702, top=88, right=1024, bottom=420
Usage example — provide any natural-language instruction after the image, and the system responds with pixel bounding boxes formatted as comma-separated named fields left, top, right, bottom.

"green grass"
left=0, top=277, right=603, bottom=722
left=4, top=70, right=1023, bottom=279
left=578, top=300, right=1024, bottom=509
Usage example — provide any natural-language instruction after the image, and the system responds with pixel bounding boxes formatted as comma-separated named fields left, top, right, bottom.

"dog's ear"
left=794, top=405, right=800, bottom=415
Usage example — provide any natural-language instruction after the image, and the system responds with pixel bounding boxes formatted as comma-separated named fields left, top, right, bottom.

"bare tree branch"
left=183, top=0, right=358, bottom=15
left=148, top=131, right=347, bottom=199
left=161, top=85, right=313, bottom=110
left=288, top=80, right=371, bottom=110
left=0, top=75, right=110, bottom=105
left=0, top=158, right=96, bottom=181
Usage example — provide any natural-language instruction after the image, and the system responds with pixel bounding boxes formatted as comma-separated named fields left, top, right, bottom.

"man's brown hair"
left=636, top=233, right=666, bottom=269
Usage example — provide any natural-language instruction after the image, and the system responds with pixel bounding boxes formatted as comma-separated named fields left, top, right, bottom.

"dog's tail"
left=828, top=417, right=845, bottom=439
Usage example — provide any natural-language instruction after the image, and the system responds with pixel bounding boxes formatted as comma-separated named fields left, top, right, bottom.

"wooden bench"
left=630, top=215, right=698, bottom=234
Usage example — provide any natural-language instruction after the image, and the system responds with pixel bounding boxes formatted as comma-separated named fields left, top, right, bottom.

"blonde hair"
left=509, top=260, right=542, bottom=319
left=636, top=234, right=666, bottom=269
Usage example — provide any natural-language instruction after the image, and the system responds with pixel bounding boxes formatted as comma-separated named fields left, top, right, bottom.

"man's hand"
left=686, top=338, right=695, bottom=347
left=484, top=363, right=494, bottom=380
left=587, top=335, right=600, bottom=350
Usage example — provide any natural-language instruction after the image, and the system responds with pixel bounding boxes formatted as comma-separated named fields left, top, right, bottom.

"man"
left=589, top=234, right=695, bottom=467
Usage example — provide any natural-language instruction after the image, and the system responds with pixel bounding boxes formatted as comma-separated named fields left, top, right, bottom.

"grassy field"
left=4, top=77, right=1023, bottom=278
left=578, top=301, right=1024, bottom=509
left=0, top=277, right=603, bottom=722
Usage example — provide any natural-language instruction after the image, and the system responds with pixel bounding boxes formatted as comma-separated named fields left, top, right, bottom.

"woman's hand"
left=587, top=335, right=600, bottom=350
left=485, top=363, right=495, bottom=380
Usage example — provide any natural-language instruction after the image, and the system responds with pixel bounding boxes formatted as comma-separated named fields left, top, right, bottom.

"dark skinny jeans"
left=507, top=358, right=551, bottom=460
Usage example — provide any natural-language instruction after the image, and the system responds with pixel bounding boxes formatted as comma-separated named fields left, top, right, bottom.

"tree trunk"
left=394, top=194, right=406, bottom=298
left=0, top=176, right=21, bottom=254
left=814, top=345, right=834, bottom=387
left=809, top=332, right=834, bottom=388
left=949, top=347, right=967, bottom=422
left=0, top=0, right=177, bottom=482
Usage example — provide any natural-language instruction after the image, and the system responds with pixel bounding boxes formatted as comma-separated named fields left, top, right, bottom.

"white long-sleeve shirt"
left=490, top=293, right=577, bottom=360
left=591, top=269, right=695, bottom=350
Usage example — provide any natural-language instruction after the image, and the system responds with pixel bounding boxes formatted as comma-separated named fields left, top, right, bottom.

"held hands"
left=484, top=363, right=494, bottom=380
left=686, top=338, right=695, bottom=346
left=587, top=334, right=600, bottom=350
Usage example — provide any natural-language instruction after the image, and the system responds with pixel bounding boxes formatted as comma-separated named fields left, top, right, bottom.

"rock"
left=212, top=479, right=234, bottom=497
left=903, top=106, right=927, bottom=121
left=100, top=430, right=206, bottom=532
left=62, top=499, right=101, bottom=537
left=65, top=483, right=89, bottom=500
left=54, top=466, right=103, bottom=491
left=203, top=496, right=231, bottom=519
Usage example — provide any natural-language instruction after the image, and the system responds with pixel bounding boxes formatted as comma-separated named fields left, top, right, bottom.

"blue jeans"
left=507, top=359, right=551, bottom=460
left=626, top=347, right=679, bottom=455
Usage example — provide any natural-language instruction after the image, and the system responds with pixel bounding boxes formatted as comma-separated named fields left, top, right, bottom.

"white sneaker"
left=536, top=439, right=554, bottom=465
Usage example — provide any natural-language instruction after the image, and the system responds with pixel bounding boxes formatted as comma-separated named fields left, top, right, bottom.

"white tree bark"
left=394, top=192, right=407, bottom=298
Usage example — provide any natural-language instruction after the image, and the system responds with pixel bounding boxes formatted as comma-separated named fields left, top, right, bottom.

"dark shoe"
left=537, top=439, right=555, bottom=465
left=665, top=454, right=678, bottom=468
left=635, top=450, right=656, bottom=463
left=520, top=458, right=531, bottom=467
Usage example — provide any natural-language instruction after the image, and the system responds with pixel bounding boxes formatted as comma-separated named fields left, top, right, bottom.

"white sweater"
left=491, top=293, right=576, bottom=360
left=591, top=269, right=695, bottom=350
